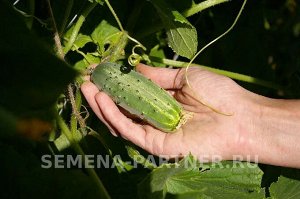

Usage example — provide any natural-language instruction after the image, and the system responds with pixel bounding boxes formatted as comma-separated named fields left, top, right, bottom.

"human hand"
left=81, top=63, right=260, bottom=162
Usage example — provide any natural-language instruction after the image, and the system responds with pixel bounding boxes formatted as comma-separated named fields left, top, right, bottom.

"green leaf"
left=75, top=34, right=92, bottom=48
left=74, top=53, right=101, bottom=70
left=150, top=0, right=198, bottom=59
left=125, top=144, right=157, bottom=169
left=90, top=20, right=128, bottom=62
left=101, top=31, right=128, bottom=62
left=149, top=45, right=167, bottom=67
left=91, top=20, right=122, bottom=55
left=73, top=34, right=93, bottom=50
left=138, top=155, right=264, bottom=199
left=165, top=191, right=209, bottom=199
left=72, top=20, right=127, bottom=66
left=269, top=170, right=300, bottom=199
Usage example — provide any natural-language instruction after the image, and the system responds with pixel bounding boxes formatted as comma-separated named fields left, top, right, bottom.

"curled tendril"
left=128, top=44, right=145, bottom=67
left=128, top=53, right=141, bottom=66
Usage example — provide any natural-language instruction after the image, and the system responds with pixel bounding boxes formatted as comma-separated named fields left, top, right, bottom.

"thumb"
left=136, top=63, right=184, bottom=89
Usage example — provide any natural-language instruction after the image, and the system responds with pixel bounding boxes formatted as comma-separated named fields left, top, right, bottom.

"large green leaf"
left=165, top=191, right=209, bottom=199
left=91, top=20, right=123, bottom=55
left=138, top=155, right=264, bottom=199
left=150, top=0, right=198, bottom=59
left=70, top=20, right=127, bottom=69
left=269, top=169, right=300, bottom=199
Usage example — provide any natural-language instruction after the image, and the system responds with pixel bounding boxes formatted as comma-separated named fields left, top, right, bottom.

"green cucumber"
left=91, top=62, right=188, bottom=132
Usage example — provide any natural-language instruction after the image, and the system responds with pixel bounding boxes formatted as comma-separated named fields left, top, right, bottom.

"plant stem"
left=68, top=85, right=86, bottom=133
left=104, top=0, right=124, bottom=32
left=183, top=0, right=231, bottom=17
left=149, top=57, right=282, bottom=90
left=56, top=113, right=111, bottom=199
left=59, top=0, right=74, bottom=35
left=136, top=0, right=231, bottom=39
left=63, top=2, right=97, bottom=55
left=27, top=0, right=35, bottom=29
left=48, top=2, right=108, bottom=196
left=46, top=0, right=64, bottom=58
left=56, top=113, right=74, bottom=144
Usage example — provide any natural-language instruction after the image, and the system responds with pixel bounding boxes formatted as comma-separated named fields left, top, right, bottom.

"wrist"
left=242, top=94, right=300, bottom=167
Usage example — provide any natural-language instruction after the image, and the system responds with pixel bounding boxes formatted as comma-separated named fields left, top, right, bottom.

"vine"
left=46, top=1, right=110, bottom=198
left=183, top=0, right=248, bottom=115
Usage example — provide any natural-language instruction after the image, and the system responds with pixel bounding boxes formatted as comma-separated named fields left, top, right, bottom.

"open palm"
left=81, top=63, right=256, bottom=161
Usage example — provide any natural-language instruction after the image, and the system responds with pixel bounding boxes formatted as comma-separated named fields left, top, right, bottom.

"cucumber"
left=91, top=62, right=189, bottom=132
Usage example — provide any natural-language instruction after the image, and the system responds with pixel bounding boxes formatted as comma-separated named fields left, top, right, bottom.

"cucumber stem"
left=27, top=0, right=35, bottom=29
left=56, top=113, right=111, bottom=199
left=104, top=0, right=124, bottom=32
left=136, top=0, right=231, bottom=39
left=46, top=0, right=64, bottom=58
left=183, top=0, right=231, bottom=17
left=63, top=2, right=97, bottom=55
left=68, top=85, right=86, bottom=134
left=149, top=57, right=281, bottom=90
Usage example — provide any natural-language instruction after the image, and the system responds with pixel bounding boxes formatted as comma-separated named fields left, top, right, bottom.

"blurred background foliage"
left=19, top=0, right=300, bottom=97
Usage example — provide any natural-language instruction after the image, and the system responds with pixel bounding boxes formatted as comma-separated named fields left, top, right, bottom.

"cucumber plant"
left=5, top=0, right=299, bottom=198
left=89, top=0, right=248, bottom=120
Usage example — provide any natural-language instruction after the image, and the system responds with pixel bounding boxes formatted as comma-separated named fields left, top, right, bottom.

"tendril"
left=184, top=0, right=248, bottom=116
left=128, top=44, right=145, bottom=67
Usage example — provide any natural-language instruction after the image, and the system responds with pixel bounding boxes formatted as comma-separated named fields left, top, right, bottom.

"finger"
left=81, top=82, right=118, bottom=136
left=95, top=92, right=148, bottom=146
left=82, top=63, right=99, bottom=81
left=136, top=63, right=184, bottom=89
left=95, top=88, right=190, bottom=157
left=90, top=63, right=99, bottom=68
left=96, top=92, right=175, bottom=156
left=96, top=92, right=187, bottom=157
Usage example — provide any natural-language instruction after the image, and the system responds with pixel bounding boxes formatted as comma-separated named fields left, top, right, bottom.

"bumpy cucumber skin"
left=91, top=62, right=183, bottom=132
